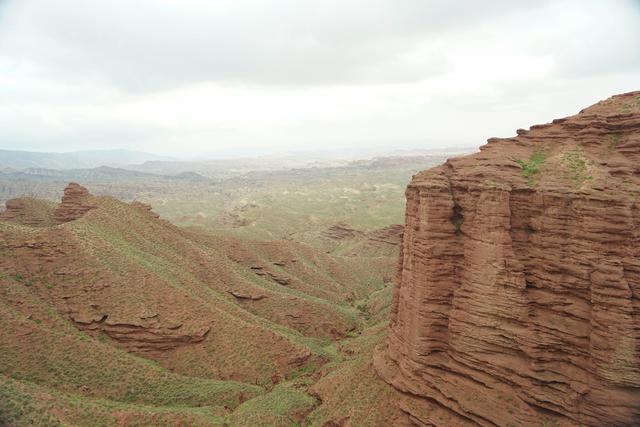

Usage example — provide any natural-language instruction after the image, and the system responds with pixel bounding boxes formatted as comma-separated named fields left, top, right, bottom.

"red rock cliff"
left=374, top=91, right=640, bottom=426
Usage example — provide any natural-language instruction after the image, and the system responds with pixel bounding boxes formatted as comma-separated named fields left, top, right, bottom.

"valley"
left=2, top=92, right=640, bottom=426
left=2, top=1, right=639, bottom=425
left=0, top=154, right=444, bottom=426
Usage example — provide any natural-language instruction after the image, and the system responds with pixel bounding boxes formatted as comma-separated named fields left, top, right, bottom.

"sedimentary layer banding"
left=374, top=91, right=640, bottom=426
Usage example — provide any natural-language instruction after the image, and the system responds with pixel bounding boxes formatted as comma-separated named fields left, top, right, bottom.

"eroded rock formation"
left=367, top=224, right=404, bottom=245
left=53, top=182, right=96, bottom=223
left=374, top=91, right=640, bottom=426
left=324, top=223, right=403, bottom=245
left=71, top=311, right=210, bottom=354
left=323, top=223, right=364, bottom=240
left=0, top=197, right=56, bottom=227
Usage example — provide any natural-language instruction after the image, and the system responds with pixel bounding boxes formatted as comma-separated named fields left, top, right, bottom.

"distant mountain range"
left=0, top=165, right=209, bottom=183
left=0, top=149, right=174, bottom=170
left=0, top=147, right=478, bottom=174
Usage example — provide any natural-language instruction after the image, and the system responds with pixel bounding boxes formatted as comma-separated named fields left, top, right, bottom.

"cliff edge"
left=374, top=91, right=640, bottom=426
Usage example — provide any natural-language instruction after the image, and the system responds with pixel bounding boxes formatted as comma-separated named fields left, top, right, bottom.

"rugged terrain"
left=374, top=91, right=640, bottom=425
left=5, top=92, right=640, bottom=425
left=0, top=182, right=405, bottom=425
left=0, top=154, right=449, bottom=252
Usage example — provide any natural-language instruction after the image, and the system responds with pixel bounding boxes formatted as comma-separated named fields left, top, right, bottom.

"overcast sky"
left=0, top=0, right=639, bottom=158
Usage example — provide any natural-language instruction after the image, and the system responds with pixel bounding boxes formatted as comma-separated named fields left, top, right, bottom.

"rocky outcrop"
left=323, top=223, right=364, bottom=240
left=367, top=224, right=404, bottom=245
left=53, top=183, right=96, bottom=223
left=130, top=201, right=160, bottom=219
left=323, top=223, right=403, bottom=245
left=0, top=197, right=56, bottom=227
left=228, top=290, right=267, bottom=301
left=0, top=199, right=25, bottom=222
left=250, top=265, right=291, bottom=285
left=374, top=91, right=640, bottom=426
left=71, top=311, right=210, bottom=354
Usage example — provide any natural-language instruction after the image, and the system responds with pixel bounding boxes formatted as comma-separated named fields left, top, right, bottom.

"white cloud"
left=0, top=0, right=638, bottom=156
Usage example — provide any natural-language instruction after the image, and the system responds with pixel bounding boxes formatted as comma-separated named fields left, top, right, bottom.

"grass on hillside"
left=146, top=159, right=445, bottom=245
left=514, top=151, right=546, bottom=186
left=0, top=157, right=415, bottom=426
left=304, top=322, right=405, bottom=426
left=0, top=376, right=228, bottom=427
left=561, top=148, right=593, bottom=186
left=226, top=381, right=317, bottom=426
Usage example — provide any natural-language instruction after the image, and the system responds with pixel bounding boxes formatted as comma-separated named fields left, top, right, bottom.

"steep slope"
left=374, top=91, right=640, bottom=426
left=0, top=183, right=393, bottom=425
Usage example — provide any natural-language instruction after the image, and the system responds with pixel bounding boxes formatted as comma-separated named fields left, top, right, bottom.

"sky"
left=0, top=0, right=639, bottom=158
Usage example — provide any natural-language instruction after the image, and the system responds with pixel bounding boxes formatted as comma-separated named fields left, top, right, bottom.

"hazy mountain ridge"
left=0, top=149, right=174, bottom=170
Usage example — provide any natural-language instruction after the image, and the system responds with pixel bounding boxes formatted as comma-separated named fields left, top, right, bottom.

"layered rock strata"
left=0, top=198, right=56, bottom=227
left=374, top=91, right=640, bottom=426
left=53, top=183, right=96, bottom=223
left=324, top=223, right=403, bottom=245
left=71, top=311, right=210, bottom=354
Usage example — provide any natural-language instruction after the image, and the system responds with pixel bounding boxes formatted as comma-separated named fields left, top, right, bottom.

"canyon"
left=0, top=179, right=400, bottom=425
left=1, top=92, right=640, bottom=425
left=374, top=91, right=640, bottom=425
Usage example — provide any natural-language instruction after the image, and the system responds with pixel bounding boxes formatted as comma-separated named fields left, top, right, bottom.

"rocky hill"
left=0, top=197, right=56, bottom=227
left=0, top=183, right=399, bottom=425
left=5, top=93, right=639, bottom=425
left=374, top=91, right=640, bottom=425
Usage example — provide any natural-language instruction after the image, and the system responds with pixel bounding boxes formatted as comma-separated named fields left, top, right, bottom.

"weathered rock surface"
left=374, top=91, right=640, bottom=426
left=323, top=223, right=364, bottom=240
left=0, top=197, right=56, bottom=227
left=53, top=183, right=96, bottom=223
left=324, top=222, right=403, bottom=245
left=1, top=185, right=381, bottom=383
left=228, top=290, right=267, bottom=301
left=71, top=311, right=210, bottom=354
left=368, top=224, right=404, bottom=246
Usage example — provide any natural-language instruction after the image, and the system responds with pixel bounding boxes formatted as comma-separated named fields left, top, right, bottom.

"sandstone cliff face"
left=374, top=91, right=640, bottom=426
left=53, top=183, right=96, bottom=223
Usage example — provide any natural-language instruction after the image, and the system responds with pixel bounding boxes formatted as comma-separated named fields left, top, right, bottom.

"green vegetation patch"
left=514, top=151, right=546, bottom=186
left=226, top=381, right=317, bottom=426
left=561, top=148, right=593, bottom=186
left=620, top=97, right=640, bottom=113
left=0, top=376, right=228, bottom=427
left=0, top=306, right=261, bottom=409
